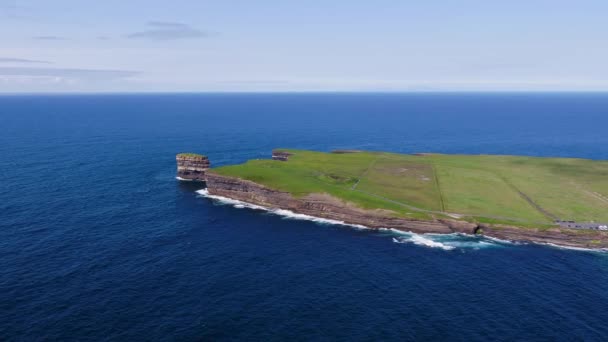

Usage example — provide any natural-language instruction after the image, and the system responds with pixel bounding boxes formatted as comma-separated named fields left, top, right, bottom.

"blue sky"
left=1, top=0, right=607, bottom=92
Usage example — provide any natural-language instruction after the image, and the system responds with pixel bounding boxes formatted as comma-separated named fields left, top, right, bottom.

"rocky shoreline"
left=205, top=172, right=608, bottom=250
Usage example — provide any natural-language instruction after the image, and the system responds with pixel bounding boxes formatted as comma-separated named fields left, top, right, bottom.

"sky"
left=1, top=0, right=607, bottom=92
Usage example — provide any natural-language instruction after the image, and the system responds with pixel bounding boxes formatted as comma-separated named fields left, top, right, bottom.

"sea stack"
left=176, top=153, right=210, bottom=181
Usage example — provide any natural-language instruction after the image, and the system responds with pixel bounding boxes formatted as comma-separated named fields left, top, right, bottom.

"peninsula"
left=181, top=149, right=608, bottom=249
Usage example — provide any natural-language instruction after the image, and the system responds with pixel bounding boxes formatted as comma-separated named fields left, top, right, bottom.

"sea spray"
left=196, top=188, right=512, bottom=251
left=196, top=189, right=370, bottom=229
left=388, top=228, right=512, bottom=250
left=542, top=242, right=608, bottom=253
left=392, top=235, right=456, bottom=251
left=176, top=176, right=195, bottom=181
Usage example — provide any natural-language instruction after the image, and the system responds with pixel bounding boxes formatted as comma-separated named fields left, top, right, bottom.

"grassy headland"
left=211, top=149, right=608, bottom=227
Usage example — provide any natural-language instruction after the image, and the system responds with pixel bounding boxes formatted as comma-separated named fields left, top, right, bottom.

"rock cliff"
left=205, top=172, right=608, bottom=249
left=176, top=153, right=210, bottom=181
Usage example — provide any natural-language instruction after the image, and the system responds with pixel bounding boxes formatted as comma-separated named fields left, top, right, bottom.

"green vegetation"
left=177, top=153, right=206, bottom=158
left=211, top=149, right=608, bottom=227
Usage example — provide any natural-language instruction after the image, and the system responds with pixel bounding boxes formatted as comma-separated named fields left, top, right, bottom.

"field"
left=211, top=149, right=608, bottom=226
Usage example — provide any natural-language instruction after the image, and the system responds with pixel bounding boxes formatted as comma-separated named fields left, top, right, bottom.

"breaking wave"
left=387, top=229, right=510, bottom=251
left=196, top=189, right=369, bottom=229
left=196, top=188, right=606, bottom=253
left=542, top=243, right=608, bottom=253
left=197, top=188, right=507, bottom=250
left=392, top=235, right=455, bottom=250
left=390, top=232, right=508, bottom=251
left=176, top=176, right=203, bottom=182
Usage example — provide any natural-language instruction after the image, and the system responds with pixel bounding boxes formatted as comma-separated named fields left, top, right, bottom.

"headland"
left=179, top=149, right=608, bottom=249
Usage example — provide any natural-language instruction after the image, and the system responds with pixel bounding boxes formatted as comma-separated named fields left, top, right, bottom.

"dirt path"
left=500, top=176, right=559, bottom=221
left=571, top=182, right=608, bottom=206
left=589, top=191, right=608, bottom=205
left=431, top=164, right=446, bottom=212
left=350, top=156, right=380, bottom=190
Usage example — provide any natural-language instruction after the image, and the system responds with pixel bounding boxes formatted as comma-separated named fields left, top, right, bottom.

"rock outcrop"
left=205, top=172, right=608, bottom=249
left=331, top=150, right=363, bottom=154
left=176, top=153, right=210, bottom=181
left=272, top=150, right=292, bottom=161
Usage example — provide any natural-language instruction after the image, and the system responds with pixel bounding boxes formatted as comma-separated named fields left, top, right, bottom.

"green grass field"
left=211, top=149, right=608, bottom=226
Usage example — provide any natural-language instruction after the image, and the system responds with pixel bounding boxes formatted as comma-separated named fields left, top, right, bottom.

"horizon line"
left=2, top=90, right=608, bottom=96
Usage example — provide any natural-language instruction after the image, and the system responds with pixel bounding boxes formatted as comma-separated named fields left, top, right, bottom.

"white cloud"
left=127, top=22, right=210, bottom=41
left=0, top=57, right=52, bottom=64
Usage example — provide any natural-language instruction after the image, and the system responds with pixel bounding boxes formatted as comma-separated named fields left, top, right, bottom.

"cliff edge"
left=205, top=172, right=608, bottom=249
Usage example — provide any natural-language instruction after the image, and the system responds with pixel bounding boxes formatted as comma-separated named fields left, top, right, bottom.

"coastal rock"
left=331, top=150, right=363, bottom=154
left=176, top=153, right=210, bottom=181
left=272, top=150, right=292, bottom=161
left=476, top=225, right=608, bottom=249
left=206, top=172, right=456, bottom=234
left=205, top=173, right=608, bottom=249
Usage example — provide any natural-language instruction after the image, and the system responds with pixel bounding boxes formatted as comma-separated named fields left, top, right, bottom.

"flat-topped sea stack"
left=176, top=153, right=210, bottom=181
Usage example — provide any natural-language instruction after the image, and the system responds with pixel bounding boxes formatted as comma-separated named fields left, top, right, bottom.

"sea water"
left=1, top=93, right=608, bottom=340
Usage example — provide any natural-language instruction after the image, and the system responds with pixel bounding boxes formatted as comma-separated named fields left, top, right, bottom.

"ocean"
left=1, top=93, right=608, bottom=341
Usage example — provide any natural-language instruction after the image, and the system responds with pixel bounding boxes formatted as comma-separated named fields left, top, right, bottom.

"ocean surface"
left=2, top=93, right=608, bottom=341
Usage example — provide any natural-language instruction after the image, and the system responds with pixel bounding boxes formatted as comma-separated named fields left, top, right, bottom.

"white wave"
left=197, top=189, right=607, bottom=253
left=196, top=188, right=370, bottom=229
left=411, top=234, right=456, bottom=250
left=389, top=229, right=516, bottom=251
left=196, top=189, right=267, bottom=211
left=177, top=176, right=205, bottom=182
left=198, top=188, right=507, bottom=251
left=484, top=235, right=521, bottom=245
left=543, top=242, right=608, bottom=253
left=392, top=235, right=455, bottom=250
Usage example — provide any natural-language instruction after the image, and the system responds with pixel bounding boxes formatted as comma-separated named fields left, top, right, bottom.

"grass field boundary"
left=431, top=163, right=446, bottom=212
left=350, top=155, right=380, bottom=190
left=352, top=188, right=548, bottom=225
left=499, top=175, right=559, bottom=221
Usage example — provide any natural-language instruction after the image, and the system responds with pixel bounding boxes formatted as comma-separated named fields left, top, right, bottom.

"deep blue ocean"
left=2, top=93, right=608, bottom=341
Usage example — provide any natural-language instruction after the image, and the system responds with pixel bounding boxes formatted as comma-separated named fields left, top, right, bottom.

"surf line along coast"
left=176, top=149, right=608, bottom=250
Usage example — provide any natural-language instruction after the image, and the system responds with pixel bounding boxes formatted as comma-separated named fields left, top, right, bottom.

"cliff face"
left=206, top=172, right=465, bottom=233
left=176, top=154, right=210, bottom=181
left=206, top=172, right=608, bottom=249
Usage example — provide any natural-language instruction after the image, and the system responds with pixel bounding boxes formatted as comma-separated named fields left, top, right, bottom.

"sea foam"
left=197, top=188, right=504, bottom=251
left=176, top=176, right=203, bottom=182
left=196, top=189, right=369, bottom=229
left=390, top=230, right=511, bottom=251
left=195, top=188, right=605, bottom=253
left=542, top=242, right=608, bottom=253
left=392, top=235, right=455, bottom=251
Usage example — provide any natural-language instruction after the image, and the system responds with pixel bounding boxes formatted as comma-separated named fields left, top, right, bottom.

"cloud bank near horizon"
left=126, top=21, right=210, bottom=41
